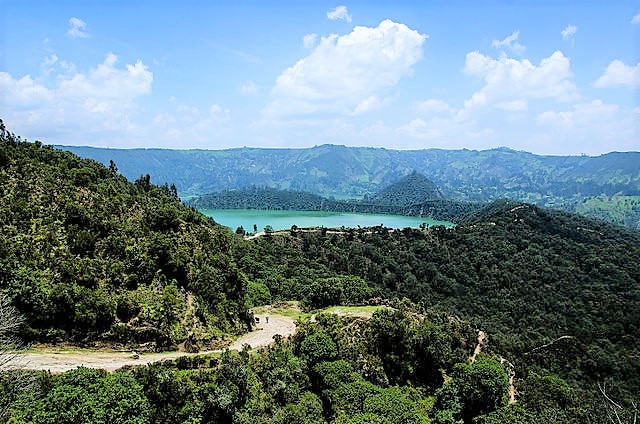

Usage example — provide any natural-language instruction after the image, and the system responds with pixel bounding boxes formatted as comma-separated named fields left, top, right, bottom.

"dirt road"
left=18, top=313, right=295, bottom=373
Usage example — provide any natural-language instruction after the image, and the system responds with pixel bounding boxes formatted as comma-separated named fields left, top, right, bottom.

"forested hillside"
left=0, top=121, right=250, bottom=349
left=64, top=144, right=640, bottom=228
left=2, top=123, right=638, bottom=423
left=238, top=200, right=640, bottom=401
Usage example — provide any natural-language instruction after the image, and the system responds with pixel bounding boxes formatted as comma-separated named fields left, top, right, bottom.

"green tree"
left=451, top=356, right=509, bottom=423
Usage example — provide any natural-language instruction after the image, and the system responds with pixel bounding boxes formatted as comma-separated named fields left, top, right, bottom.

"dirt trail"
left=470, top=330, right=517, bottom=404
left=471, top=330, right=486, bottom=362
left=19, top=313, right=295, bottom=373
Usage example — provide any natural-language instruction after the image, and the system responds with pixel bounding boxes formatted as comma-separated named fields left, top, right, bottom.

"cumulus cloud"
left=463, top=50, right=578, bottom=110
left=303, top=33, right=318, bottom=48
left=593, top=60, right=640, bottom=89
left=0, top=53, right=152, bottom=142
left=561, top=25, right=577, bottom=43
left=632, top=13, right=640, bottom=24
left=491, top=31, right=525, bottom=53
left=263, top=19, right=427, bottom=118
left=58, top=53, right=152, bottom=99
left=327, top=6, right=352, bottom=22
left=535, top=100, right=637, bottom=153
left=67, top=17, right=89, bottom=38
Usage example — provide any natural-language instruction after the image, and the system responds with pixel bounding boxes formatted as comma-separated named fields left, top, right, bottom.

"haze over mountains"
left=64, top=144, right=640, bottom=228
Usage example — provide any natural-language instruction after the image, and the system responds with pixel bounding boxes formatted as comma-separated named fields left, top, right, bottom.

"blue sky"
left=1, top=0, right=639, bottom=155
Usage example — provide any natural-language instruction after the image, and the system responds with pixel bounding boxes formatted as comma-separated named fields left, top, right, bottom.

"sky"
left=1, top=0, right=639, bottom=155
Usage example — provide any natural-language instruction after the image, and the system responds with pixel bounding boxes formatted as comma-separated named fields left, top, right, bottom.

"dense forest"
left=237, top=201, right=640, bottom=399
left=3, top=308, right=616, bottom=423
left=2, top=123, right=639, bottom=423
left=0, top=121, right=250, bottom=349
left=65, top=144, right=640, bottom=229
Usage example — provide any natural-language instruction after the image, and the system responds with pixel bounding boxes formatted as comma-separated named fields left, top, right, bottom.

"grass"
left=320, top=305, right=391, bottom=317
left=252, top=302, right=391, bottom=321
left=252, top=301, right=309, bottom=321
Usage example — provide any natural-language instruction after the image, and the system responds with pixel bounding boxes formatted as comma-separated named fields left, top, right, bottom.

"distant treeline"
left=190, top=186, right=483, bottom=223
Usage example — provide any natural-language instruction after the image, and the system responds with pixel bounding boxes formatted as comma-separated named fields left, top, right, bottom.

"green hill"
left=0, top=121, right=249, bottom=349
left=369, top=170, right=442, bottom=206
left=241, top=199, right=640, bottom=399
left=2, top=123, right=638, bottom=423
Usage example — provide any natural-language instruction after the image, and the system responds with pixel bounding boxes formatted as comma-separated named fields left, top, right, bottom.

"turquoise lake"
left=199, top=209, right=454, bottom=232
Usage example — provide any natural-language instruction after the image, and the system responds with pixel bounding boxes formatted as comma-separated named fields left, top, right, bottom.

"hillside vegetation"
left=65, top=144, right=640, bottom=228
left=239, top=200, right=640, bottom=401
left=1, top=123, right=638, bottom=423
left=0, top=122, right=249, bottom=349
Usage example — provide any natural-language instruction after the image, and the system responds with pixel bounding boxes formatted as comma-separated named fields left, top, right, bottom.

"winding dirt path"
left=471, top=330, right=486, bottom=362
left=470, top=329, right=517, bottom=404
left=18, top=313, right=295, bottom=373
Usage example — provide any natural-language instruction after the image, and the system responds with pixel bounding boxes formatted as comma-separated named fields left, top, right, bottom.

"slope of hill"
left=0, top=122, right=249, bottom=349
left=62, top=144, right=640, bottom=228
left=368, top=170, right=442, bottom=206
left=240, top=199, right=640, bottom=399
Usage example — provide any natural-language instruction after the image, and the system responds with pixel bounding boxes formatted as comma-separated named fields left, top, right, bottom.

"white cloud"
left=491, top=31, right=525, bottom=53
left=631, top=13, right=640, bottom=24
left=58, top=53, right=152, bottom=99
left=0, top=53, right=152, bottom=143
left=463, top=50, right=578, bottom=110
left=415, top=99, right=454, bottom=114
left=263, top=20, right=427, bottom=118
left=0, top=73, right=54, bottom=109
left=535, top=100, right=637, bottom=154
left=303, top=33, right=318, bottom=48
left=67, top=17, right=89, bottom=39
left=397, top=118, right=442, bottom=139
left=352, top=95, right=386, bottom=115
left=327, top=6, right=352, bottom=22
left=561, top=25, right=577, bottom=42
left=593, top=60, right=640, bottom=89
left=240, top=80, right=258, bottom=95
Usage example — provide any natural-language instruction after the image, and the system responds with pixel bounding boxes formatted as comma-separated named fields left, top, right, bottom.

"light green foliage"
left=451, top=355, right=509, bottom=422
left=246, top=281, right=272, bottom=308
left=25, top=368, right=150, bottom=424
left=300, top=331, right=338, bottom=365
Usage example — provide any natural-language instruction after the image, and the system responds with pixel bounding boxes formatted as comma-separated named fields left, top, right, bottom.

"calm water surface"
left=200, top=209, right=454, bottom=232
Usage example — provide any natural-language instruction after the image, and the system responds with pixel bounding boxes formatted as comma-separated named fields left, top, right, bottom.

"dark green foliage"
left=300, top=332, right=338, bottom=365
left=451, top=356, right=509, bottom=422
left=20, top=367, right=151, bottom=424
left=0, top=126, right=249, bottom=347
left=242, top=201, right=640, bottom=400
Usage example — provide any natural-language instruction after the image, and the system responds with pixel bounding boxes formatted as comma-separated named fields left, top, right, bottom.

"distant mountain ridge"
left=61, top=144, right=640, bottom=228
